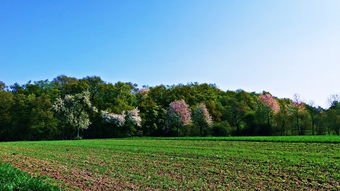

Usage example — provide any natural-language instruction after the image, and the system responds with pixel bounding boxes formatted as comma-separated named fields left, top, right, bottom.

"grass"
left=0, top=136, right=339, bottom=190
left=0, top=163, right=59, bottom=191
left=128, top=135, right=340, bottom=143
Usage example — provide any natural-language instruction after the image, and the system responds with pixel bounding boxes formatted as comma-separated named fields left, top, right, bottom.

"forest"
left=0, top=75, right=339, bottom=141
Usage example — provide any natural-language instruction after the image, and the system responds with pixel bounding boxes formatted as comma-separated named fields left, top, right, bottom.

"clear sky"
left=1, top=0, right=339, bottom=107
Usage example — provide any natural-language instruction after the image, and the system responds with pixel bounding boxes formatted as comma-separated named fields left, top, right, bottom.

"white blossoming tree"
left=101, top=108, right=142, bottom=137
left=53, top=91, right=97, bottom=138
left=101, top=111, right=126, bottom=127
left=126, top=108, right=142, bottom=127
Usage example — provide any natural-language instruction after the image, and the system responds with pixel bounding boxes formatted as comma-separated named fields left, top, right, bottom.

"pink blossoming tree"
left=166, top=100, right=192, bottom=136
left=192, top=103, right=213, bottom=136
left=259, top=94, right=280, bottom=113
left=169, top=100, right=191, bottom=125
left=257, top=93, right=280, bottom=129
left=136, top=88, right=150, bottom=95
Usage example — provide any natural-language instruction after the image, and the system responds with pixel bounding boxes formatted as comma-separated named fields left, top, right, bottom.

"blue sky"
left=1, top=0, right=339, bottom=107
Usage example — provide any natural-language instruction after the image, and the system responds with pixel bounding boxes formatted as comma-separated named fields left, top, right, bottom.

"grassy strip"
left=0, top=163, right=59, bottom=191
left=125, top=135, right=340, bottom=143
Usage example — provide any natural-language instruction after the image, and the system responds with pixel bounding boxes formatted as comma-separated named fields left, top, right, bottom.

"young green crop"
left=0, top=163, right=59, bottom=191
left=127, top=135, right=340, bottom=143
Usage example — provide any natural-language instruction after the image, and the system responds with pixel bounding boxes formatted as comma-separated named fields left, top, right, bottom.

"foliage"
left=211, top=121, right=232, bottom=136
left=164, top=108, right=182, bottom=136
left=0, top=75, right=338, bottom=140
left=0, top=81, right=5, bottom=90
left=0, top=163, right=59, bottom=190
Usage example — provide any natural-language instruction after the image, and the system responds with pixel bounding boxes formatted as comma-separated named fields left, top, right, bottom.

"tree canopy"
left=0, top=75, right=338, bottom=141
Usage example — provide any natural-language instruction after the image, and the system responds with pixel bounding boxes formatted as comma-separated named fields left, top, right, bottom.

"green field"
left=130, top=135, right=340, bottom=143
left=0, top=136, right=339, bottom=190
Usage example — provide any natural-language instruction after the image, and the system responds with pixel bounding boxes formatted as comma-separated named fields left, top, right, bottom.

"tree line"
left=0, top=76, right=338, bottom=141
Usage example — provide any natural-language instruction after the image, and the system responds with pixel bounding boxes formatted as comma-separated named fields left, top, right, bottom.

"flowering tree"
left=126, top=108, right=142, bottom=127
left=169, top=100, right=191, bottom=125
left=101, top=111, right=126, bottom=127
left=101, top=108, right=141, bottom=127
left=136, top=88, right=150, bottom=95
left=166, top=100, right=191, bottom=136
left=192, top=103, right=213, bottom=136
left=52, top=91, right=97, bottom=138
left=259, top=94, right=280, bottom=113
left=101, top=108, right=142, bottom=136
left=256, top=94, right=281, bottom=135
left=258, top=94, right=280, bottom=125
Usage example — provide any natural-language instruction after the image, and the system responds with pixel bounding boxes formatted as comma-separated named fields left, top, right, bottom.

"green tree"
left=0, top=81, right=5, bottom=90
left=0, top=90, right=14, bottom=140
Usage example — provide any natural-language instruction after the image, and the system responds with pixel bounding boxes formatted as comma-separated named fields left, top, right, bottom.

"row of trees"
left=0, top=76, right=338, bottom=141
